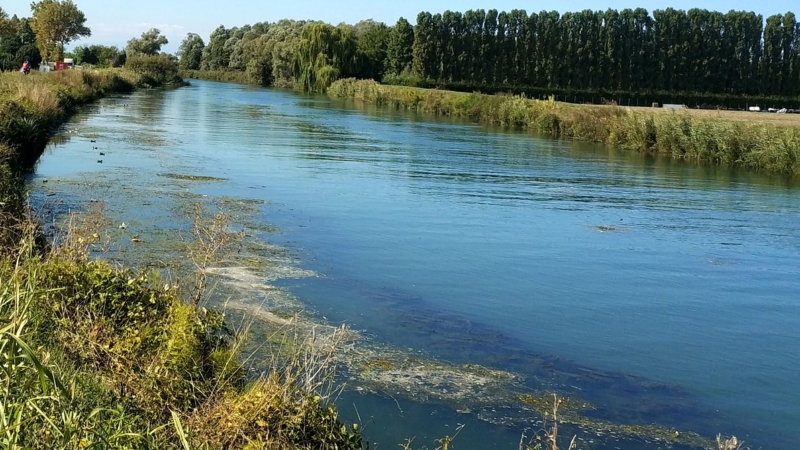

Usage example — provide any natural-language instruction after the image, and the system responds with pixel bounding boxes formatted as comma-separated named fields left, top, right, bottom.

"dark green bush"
left=125, top=54, right=182, bottom=85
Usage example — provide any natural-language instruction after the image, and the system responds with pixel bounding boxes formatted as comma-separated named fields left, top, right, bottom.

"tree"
left=293, top=23, right=358, bottom=92
left=412, top=12, right=435, bottom=79
left=177, top=33, right=204, bottom=70
left=353, top=20, right=389, bottom=80
left=201, top=25, right=230, bottom=70
left=763, top=14, right=783, bottom=94
left=127, top=28, right=168, bottom=56
left=386, top=17, right=414, bottom=75
left=0, top=15, right=42, bottom=70
left=29, top=0, right=90, bottom=62
left=73, top=44, right=118, bottom=66
left=112, top=50, right=126, bottom=67
left=781, top=12, right=796, bottom=93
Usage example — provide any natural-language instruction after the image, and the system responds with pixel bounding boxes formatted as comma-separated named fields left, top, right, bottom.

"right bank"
left=328, top=78, right=800, bottom=176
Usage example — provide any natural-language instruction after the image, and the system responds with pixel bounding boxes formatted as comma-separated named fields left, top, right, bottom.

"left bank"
left=0, top=69, right=363, bottom=449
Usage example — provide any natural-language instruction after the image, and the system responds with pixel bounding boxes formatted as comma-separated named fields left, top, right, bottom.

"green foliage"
left=29, top=0, right=90, bottom=62
left=181, top=69, right=252, bottom=85
left=292, top=23, right=359, bottom=92
left=178, top=33, right=205, bottom=70
left=125, top=53, right=182, bottom=85
left=35, top=257, right=242, bottom=415
left=401, top=7, right=800, bottom=99
left=187, top=379, right=362, bottom=449
left=72, top=44, right=119, bottom=67
left=0, top=273, right=165, bottom=449
left=112, top=50, right=127, bottom=68
left=201, top=25, right=231, bottom=70
left=411, top=12, right=435, bottom=79
left=386, top=17, right=414, bottom=76
left=353, top=20, right=389, bottom=80
left=126, top=28, right=169, bottom=56
left=0, top=16, right=41, bottom=71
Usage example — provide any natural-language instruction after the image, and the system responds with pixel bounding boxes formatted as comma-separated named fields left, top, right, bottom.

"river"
left=28, top=80, right=799, bottom=449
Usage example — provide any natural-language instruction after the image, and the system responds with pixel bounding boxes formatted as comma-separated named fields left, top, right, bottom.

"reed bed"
left=181, top=70, right=254, bottom=85
left=329, top=79, right=800, bottom=175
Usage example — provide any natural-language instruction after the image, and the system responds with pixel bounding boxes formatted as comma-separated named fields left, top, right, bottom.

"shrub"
left=125, top=54, right=182, bottom=86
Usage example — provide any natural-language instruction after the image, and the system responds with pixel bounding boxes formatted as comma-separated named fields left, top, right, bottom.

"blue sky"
left=2, top=0, right=798, bottom=53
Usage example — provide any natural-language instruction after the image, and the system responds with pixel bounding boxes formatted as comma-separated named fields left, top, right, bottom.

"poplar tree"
left=386, top=17, right=414, bottom=75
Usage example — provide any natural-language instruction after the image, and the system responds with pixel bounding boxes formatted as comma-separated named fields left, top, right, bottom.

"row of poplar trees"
left=403, top=8, right=800, bottom=97
left=183, top=8, right=800, bottom=97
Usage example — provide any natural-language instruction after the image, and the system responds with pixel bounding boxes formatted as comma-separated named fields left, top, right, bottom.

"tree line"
left=407, top=8, right=800, bottom=97
left=179, top=7, right=800, bottom=102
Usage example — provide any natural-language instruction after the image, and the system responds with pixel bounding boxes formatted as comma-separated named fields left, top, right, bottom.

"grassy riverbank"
left=329, top=79, right=800, bottom=175
left=181, top=69, right=256, bottom=85
left=0, top=70, right=361, bottom=449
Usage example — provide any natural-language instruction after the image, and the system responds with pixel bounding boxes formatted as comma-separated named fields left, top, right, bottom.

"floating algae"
left=32, top=160, right=723, bottom=450
left=518, top=393, right=714, bottom=449
left=34, top=179, right=724, bottom=450
left=592, top=224, right=626, bottom=233
left=160, top=173, right=229, bottom=182
left=142, top=222, right=721, bottom=450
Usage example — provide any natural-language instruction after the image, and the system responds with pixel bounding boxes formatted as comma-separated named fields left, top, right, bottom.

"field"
left=627, top=106, right=800, bottom=126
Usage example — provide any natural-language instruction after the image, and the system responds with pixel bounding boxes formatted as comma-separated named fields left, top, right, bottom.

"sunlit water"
left=28, top=80, right=800, bottom=449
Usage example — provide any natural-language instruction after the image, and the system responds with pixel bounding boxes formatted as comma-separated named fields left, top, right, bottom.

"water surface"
left=29, top=80, right=800, bottom=449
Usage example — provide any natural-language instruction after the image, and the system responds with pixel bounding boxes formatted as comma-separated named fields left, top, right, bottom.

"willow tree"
left=177, top=33, right=205, bottom=70
left=30, top=0, right=90, bottom=62
left=293, top=23, right=358, bottom=92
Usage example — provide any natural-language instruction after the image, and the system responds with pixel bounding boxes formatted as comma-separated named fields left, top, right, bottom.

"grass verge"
left=328, top=79, right=800, bottom=175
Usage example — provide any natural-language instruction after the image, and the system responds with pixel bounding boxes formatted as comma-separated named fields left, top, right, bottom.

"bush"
left=125, top=54, right=182, bottom=86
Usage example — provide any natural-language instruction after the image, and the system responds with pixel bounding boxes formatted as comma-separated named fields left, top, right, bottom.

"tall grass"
left=0, top=204, right=362, bottom=449
left=329, top=79, right=800, bottom=175
left=0, top=70, right=145, bottom=167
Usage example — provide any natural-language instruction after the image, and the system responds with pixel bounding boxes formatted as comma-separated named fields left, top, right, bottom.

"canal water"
left=28, top=80, right=799, bottom=449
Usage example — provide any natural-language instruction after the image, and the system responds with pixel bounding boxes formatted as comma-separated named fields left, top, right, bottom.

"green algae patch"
left=364, top=357, right=398, bottom=371
left=592, top=224, right=626, bottom=233
left=518, top=393, right=596, bottom=415
left=517, top=392, right=714, bottom=449
left=160, top=173, right=228, bottom=182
